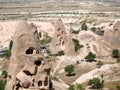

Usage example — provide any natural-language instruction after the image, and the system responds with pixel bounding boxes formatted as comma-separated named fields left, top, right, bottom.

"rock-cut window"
left=26, top=47, right=35, bottom=54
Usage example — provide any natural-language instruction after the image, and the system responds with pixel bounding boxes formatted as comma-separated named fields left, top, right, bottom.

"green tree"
left=85, top=52, right=96, bottom=62
left=68, top=84, right=75, bottom=90
left=72, top=38, right=83, bottom=52
left=1, top=70, right=8, bottom=78
left=117, top=85, right=120, bottom=90
left=9, top=40, right=13, bottom=50
left=91, top=27, right=97, bottom=32
left=112, top=49, right=120, bottom=58
left=57, top=50, right=65, bottom=56
left=76, top=84, right=85, bottom=90
left=81, top=21, right=87, bottom=31
left=88, top=78, right=104, bottom=89
left=97, top=61, right=104, bottom=68
left=64, top=64, right=74, bottom=76
left=0, top=80, right=6, bottom=90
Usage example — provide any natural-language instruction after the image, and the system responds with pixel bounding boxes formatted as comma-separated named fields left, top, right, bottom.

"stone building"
left=5, top=20, right=52, bottom=90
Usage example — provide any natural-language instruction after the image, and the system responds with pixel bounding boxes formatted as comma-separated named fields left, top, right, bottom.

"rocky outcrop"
left=104, top=20, right=120, bottom=49
left=5, top=20, right=52, bottom=90
left=50, top=18, right=67, bottom=54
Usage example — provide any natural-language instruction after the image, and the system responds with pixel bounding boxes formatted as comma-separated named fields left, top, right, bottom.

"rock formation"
left=50, top=18, right=67, bottom=54
left=104, top=20, right=120, bottom=49
left=5, top=20, right=52, bottom=90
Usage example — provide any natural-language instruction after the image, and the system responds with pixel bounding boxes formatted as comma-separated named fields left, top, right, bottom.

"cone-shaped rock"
left=5, top=20, right=52, bottom=90
left=50, top=18, right=67, bottom=54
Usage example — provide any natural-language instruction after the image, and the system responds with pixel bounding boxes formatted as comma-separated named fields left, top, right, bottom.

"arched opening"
left=26, top=47, right=35, bottom=54
left=34, top=60, right=42, bottom=66
left=44, top=77, right=48, bottom=86
left=38, top=81, right=42, bottom=86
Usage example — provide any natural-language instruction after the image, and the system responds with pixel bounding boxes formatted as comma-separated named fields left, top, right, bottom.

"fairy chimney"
left=50, top=18, right=67, bottom=54
left=5, top=20, right=52, bottom=90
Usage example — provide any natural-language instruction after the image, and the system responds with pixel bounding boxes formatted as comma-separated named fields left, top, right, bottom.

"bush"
left=85, top=52, right=96, bottom=62
left=117, top=58, right=120, bottom=63
left=117, top=85, right=120, bottom=90
left=81, top=21, right=87, bottom=31
left=50, top=76, right=59, bottom=81
left=57, top=50, right=65, bottom=56
left=68, top=84, right=75, bottom=90
left=88, top=78, right=104, bottom=89
left=1, top=70, right=8, bottom=78
left=9, top=40, right=13, bottom=50
left=76, top=84, right=85, bottom=90
left=40, top=34, right=52, bottom=45
left=64, top=64, right=74, bottom=76
left=0, top=80, right=6, bottom=90
left=72, top=38, right=83, bottom=52
left=91, top=27, right=97, bottom=32
left=112, top=49, right=120, bottom=58
left=97, top=61, right=104, bottom=68
left=72, top=30, right=80, bottom=34
left=49, top=50, right=65, bottom=56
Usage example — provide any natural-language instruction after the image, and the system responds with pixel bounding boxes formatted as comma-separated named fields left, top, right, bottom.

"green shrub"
left=0, top=80, right=6, bottom=90
left=88, top=78, right=104, bottom=89
left=40, top=34, right=52, bottom=45
left=76, top=84, right=85, bottom=90
left=9, top=40, right=13, bottom=50
left=68, top=84, right=75, bottom=90
left=49, top=50, right=64, bottom=56
left=97, top=61, right=104, bottom=68
left=117, top=85, right=120, bottom=90
left=57, top=50, right=65, bottom=56
left=85, top=52, right=96, bottom=62
left=50, top=76, right=59, bottom=81
left=112, top=49, right=120, bottom=58
left=72, top=30, right=80, bottom=34
left=117, top=58, right=120, bottom=63
left=91, top=27, right=97, bottom=32
left=64, top=64, right=74, bottom=76
left=1, top=70, right=8, bottom=78
left=81, top=21, right=87, bottom=31
left=72, top=38, right=83, bottom=52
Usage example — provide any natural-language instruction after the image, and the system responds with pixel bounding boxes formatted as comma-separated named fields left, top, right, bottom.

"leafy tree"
left=68, top=84, right=75, bottom=90
left=76, top=84, right=85, bottom=90
left=57, top=50, right=65, bottom=56
left=1, top=70, right=8, bottom=78
left=81, top=21, right=87, bottom=31
left=9, top=40, right=13, bottom=50
left=0, top=80, right=6, bottom=90
left=64, top=64, right=74, bottom=76
left=40, top=33, right=52, bottom=45
left=117, top=85, right=120, bottom=90
left=72, top=30, right=80, bottom=34
left=97, top=61, right=104, bottom=68
left=117, top=58, right=120, bottom=63
left=85, top=52, right=96, bottom=62
left=112, top=49, right=120, bottom=58
left=88, top=78, right=104, bottom=89
left=72, top=38, right=83, bottom=52
left=91, top=27, right=97, bottom=32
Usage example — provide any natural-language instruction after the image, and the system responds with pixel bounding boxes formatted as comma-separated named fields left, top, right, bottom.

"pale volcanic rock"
left=5, top=20, right=52, bottom=90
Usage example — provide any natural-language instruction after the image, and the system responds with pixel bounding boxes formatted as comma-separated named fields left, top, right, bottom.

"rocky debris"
left=5, top=20, right=52, bottom=90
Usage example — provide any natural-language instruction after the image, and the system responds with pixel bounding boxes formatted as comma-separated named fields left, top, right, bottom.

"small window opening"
left=26, top=47, right=34, bottom=54
left=38, top=81, right=42, bottom=86
left=44, top=77, right=48, bottom=86
left=34, top=60, right=41, bottom=66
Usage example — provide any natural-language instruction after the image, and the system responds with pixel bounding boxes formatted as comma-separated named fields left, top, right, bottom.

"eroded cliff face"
left=104, top=20, right=120, bottom=49
left=5, top=20, right=52, bottom=90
